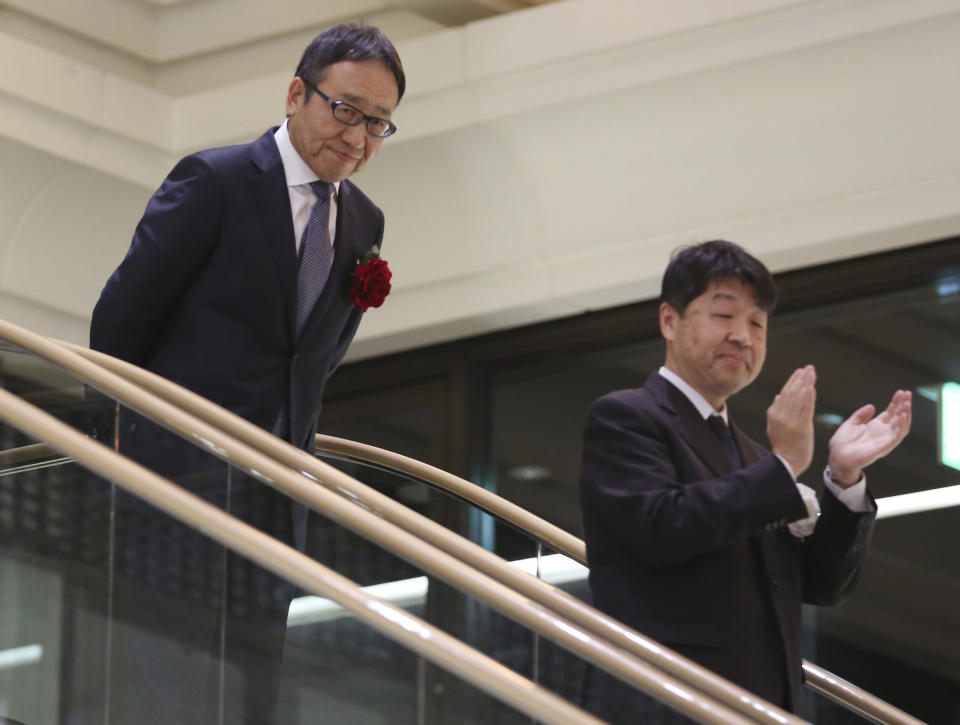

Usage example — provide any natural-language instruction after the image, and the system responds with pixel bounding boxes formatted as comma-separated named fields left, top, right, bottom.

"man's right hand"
left=767, top=365, right=817, bottom=477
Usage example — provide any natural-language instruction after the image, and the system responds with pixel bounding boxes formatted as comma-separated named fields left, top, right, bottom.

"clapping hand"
left=827, top=390, right=913, bottom=486
left=767, top=365, right=817, bottom=477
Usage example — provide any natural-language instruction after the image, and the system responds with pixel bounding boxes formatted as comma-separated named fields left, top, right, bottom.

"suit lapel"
left=731, top=422, right=761, bottom=467
left=248, top=130, right=298, bottom=340
left=731, top=419, right=782, bottom=574
left=649, top=374, right=786, bottom=586
left=646, top=373, right=734, bottom=478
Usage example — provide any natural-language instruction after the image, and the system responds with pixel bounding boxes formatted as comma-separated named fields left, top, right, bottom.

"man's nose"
left=727, top=320, right=751, bottom=345
left=342, top=122, right=366, bottom=148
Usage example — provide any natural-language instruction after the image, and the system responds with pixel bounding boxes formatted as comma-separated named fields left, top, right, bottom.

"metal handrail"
left=1, top=329, right=923, bottom=724
left=311, top=436, right=927, bottom=725
left=0, top=442, right=58, bottom=467
left=314, top=435, right=588, bottom=562
left=802, top=662, right=925, bottom=725
left=0, top=388, right=600, bottom=725
left=56, top=339, right=802, bottom=725
left=0, top=321, right=757, bottom=723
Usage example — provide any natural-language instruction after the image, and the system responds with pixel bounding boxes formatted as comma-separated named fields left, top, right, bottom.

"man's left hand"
left=827, top=390, right=912, bottom=486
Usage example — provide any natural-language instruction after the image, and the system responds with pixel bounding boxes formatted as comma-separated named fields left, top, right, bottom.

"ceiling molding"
left=3, top=0, right=959, bottom=189
left=2, top=0, right=389, bottom=62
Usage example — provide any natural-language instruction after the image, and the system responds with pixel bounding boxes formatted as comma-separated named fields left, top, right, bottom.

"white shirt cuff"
left=823, top=469, right=871, bottom=512
left=788, top=482, right=820, bottom=538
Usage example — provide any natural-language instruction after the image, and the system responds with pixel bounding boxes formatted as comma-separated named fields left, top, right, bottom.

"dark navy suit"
left=89, top=129, right=385, bottom=723
left=91, top=128, right=382, bottom=452
left=579, top=372, right=875, bottom=721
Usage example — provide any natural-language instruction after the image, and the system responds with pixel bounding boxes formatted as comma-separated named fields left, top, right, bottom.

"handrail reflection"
left=289, top=554, right=588, bottom=627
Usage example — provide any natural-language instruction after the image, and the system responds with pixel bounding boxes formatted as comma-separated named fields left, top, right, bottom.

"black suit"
left=579, top=372, right=875, bottom=721
left=88, top=129, right=385, bottom=723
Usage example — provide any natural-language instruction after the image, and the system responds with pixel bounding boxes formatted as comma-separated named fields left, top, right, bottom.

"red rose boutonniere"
left=349, top=245, right=392, bottom=312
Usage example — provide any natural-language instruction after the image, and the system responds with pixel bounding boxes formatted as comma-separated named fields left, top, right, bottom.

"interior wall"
left=1, top=0, right=959, bottom=356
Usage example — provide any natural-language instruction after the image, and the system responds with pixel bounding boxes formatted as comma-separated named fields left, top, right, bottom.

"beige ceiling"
left=0, top=0, right=558, bottom=65
left=3, top=0, right=960, bottom=358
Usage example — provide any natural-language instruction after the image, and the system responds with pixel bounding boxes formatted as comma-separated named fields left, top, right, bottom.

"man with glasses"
left=90, top=24, right=404, bottom=724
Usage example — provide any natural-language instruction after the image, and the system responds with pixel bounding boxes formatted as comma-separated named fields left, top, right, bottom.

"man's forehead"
left=704, top=279, right=765, bottom=309
left=320, top=60, right=399, bottom=115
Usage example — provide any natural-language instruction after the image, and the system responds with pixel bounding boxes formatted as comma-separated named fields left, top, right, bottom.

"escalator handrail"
left=60, top=340, right=804, bottom=725
left=315, top=434, right=588, bottom=561
left=0, top=387, right=603, bottom=725
left=801, top=661, right=925, bottom=725
left=2, top=322, right=759, bottom=724
left=0, top=441, right=58, bottom=467
left=311, top=436, right=928, bottom=725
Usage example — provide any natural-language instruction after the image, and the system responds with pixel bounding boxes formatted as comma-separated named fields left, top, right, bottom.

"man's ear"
left=659, top=302, right=679, bottom=342
left=286, top=77, right=306, bottom=116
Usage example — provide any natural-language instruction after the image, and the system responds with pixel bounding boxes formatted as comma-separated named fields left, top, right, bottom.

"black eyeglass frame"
left=301, top=78, right=397, bottom=138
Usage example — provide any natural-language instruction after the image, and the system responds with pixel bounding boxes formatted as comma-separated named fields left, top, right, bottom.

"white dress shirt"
left=274, top=120, right=340, bottom=253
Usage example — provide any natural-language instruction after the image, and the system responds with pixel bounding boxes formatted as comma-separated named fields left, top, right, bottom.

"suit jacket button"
left=770, top=579, right=781, bottom=592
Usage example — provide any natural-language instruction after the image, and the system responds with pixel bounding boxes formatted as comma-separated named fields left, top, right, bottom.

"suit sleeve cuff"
left=776, top=454, right=797, bottom=482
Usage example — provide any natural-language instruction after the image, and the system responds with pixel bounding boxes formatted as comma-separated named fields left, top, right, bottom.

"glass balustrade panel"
left=0, top=342, right=604, bottom=724
left=0, top=341, right=117, bottom=724
left=313, top=452, right=599, bottom=716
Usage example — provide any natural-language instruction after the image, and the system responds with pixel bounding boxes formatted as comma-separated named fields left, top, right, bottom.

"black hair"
left=295, top=24, right=405, bottom=103
left=660, top=240, right=778, bottom=314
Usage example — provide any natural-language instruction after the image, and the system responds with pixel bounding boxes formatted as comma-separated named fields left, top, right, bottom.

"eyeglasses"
left=301, top=78, right=397, bottom=138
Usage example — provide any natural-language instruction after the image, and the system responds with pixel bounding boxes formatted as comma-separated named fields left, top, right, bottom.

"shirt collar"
left=274, top=119, right=340, bottom=195
left=658, top=366, right=729, bottom=424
